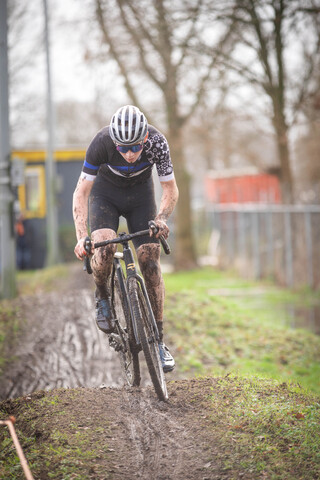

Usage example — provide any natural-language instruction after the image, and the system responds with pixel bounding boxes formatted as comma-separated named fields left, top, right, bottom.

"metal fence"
left=198, top=204, right=320, bottom=290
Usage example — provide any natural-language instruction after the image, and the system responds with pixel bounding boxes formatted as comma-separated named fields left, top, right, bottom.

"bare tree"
left=55, top=99, right=109, bottom=147
left=90, top=0, right=234, bottom=269
left=208, top=0, right=320, bottom=203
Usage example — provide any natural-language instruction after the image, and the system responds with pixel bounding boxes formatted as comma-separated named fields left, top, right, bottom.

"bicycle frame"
left=113, top=238, right=160, bottom=345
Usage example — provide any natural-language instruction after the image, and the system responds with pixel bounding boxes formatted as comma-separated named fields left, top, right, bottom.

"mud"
left=0, top=264, right=154, bottom=401
left=137, top=243, right=164, bottom=324
left=91, top=228, right=117, bottom=297
left=1, top=378, right=227, bottom=480
left=102, top=381, right=218, bottom=479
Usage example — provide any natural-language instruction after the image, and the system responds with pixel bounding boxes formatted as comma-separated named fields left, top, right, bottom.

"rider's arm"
left=154, top=178, right=179, bottom=239
left=72, top=176, right=94, bottom=259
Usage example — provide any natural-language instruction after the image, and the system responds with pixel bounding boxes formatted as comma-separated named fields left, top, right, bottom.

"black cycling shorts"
left=89, top=175, right=159, bottom=250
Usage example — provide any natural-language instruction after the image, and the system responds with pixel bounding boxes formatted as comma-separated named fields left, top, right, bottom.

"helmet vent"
left=110, top=105, right=148, bottom=145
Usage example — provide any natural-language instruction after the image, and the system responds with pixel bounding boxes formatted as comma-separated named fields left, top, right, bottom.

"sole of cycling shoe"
left=163, top=365, right=175, bottom=373
left=96, top=321, right=115, bottom=335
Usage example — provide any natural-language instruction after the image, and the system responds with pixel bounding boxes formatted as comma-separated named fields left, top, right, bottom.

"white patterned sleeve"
left=144, top=133, right=175, bottom=182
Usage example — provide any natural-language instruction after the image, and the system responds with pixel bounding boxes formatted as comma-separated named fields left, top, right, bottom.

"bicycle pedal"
left=109, top=333, right=125, bottom=352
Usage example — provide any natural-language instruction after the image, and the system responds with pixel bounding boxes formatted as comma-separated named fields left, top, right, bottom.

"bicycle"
left=83, top=221, right=171, bottom=401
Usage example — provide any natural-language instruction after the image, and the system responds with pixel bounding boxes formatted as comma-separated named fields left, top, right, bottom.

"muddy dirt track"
left=0, top=264, right=229, bottom=480
left=0, top=264, right=158, bottom=400
left=2, top=378, right=226, bottom=480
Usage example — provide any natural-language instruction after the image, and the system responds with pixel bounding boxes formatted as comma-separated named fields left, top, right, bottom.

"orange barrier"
left=0, top=416, right=34, bottom=480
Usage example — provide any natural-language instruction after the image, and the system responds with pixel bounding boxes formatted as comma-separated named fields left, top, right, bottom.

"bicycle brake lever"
left=83, top=236, right=93, bottom=274
left=159, top=236, right=171, bottom=255
left=148, top=221, right=171, bottom=255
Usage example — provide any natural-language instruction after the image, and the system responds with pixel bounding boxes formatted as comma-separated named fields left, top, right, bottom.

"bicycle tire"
left=110, top=270, right=140, bottom=387
left=127, top=276, right=168, bottom=401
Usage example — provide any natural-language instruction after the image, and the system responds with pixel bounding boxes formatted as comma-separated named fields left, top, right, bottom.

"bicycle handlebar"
left=83, top=221, right=171, bottom=272
left=94, top=221, right=170, bottom=254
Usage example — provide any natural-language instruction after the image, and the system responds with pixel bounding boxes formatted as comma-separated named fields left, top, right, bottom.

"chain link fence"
left=197, top=204, right=320, bottom=290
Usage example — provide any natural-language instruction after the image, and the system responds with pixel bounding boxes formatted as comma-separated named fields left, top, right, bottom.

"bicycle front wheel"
left=127, top=276, right=168, bottom=401
left=111, top=271, right=140, bottom=387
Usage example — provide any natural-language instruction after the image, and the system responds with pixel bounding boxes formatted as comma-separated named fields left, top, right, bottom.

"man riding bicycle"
left=73, top=105, right=179, bottom=373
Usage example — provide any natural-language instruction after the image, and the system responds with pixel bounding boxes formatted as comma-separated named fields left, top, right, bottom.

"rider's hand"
left=150, top=217, right=170, bottom=240
left=74, top=237, right=92, bottom=260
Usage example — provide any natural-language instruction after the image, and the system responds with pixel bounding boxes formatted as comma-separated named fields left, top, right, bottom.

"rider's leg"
left=137, top=243, right=164, bottom=338
left=90, top=228, right=117, bottom=334
left=91, top=228, right=117, bottom=298
left=89, top=176, right=120, bottom=297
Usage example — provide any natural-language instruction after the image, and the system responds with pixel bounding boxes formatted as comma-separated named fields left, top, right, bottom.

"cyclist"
left=73, top=105, right=179, bottom=373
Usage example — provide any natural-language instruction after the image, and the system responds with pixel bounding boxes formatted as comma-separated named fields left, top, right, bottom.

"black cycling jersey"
left=81, top=125, right=174, bottom=187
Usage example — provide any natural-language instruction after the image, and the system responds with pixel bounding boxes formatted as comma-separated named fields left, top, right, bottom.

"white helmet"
left=110, top=105, right=148, bottom=145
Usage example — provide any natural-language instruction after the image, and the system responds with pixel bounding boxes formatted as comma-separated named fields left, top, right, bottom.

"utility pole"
left=0, top=0, right=16, bottom=299
left=43, top=0, right=59, bottom=266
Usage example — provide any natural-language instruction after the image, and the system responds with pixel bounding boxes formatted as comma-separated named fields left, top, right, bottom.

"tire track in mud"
left=0, top=288, right=131, bottom=400
left=110, top=387, right=198, bottom=480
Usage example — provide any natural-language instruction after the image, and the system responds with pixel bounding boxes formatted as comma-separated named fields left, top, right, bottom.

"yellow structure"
left=12, top=150, right=85, bottom=219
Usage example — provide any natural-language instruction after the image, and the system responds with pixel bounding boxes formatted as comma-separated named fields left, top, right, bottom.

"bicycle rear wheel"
left=127, top=276, right=168, bottom=401
left=110, top=269, right=140, bottom=387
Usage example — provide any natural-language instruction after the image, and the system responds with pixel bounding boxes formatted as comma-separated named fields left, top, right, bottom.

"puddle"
left=209, top=288, right=320, bottom=335
left=282, top=304, right=320, bottom=335
left=250, top=301, right=320, bottom=335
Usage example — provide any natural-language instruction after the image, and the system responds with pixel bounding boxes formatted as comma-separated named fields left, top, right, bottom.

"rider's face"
left=116, top=132, right=148, bottom=163
left=118, top=149, right=142, bottom=163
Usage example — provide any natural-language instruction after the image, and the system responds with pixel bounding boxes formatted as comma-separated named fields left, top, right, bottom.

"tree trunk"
left=273, top=106, right=294, bottom=203
left=168, top=129, right=198, bottom=270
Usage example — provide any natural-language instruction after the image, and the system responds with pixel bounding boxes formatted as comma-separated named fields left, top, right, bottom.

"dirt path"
left=2, top=378, right=222, bottom=480
left=1, top=264, right=160, bottom=400
left=1, top=284, right=121, bottom=399
left=99, top=380, right=216, bottom=479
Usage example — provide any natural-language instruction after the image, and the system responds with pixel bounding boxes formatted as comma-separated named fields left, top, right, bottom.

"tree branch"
left=290, top=31, right=320, bottom=125
left=181, top=17, right=237, bottom=125
left=175, top=1, right=204, bottom=69
left=274, top=0, right=286, bottom=112
left=123, top=1, right=160, bottom=53
left=116, top=0, right=166, bottom=90
left=95, top=0, right=140, bottom=105
left=246, top=0, right=274, bottom=88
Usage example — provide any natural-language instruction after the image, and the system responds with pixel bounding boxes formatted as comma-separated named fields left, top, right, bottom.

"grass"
left=16, top=264, right=69, bottom=296
left=0, top=389, right=113, bottom=480
left=163, top=267, right=320, bottom=394
left=208, top=375, right=320, bottom=479
left=0, top=302, right=20, bottom=376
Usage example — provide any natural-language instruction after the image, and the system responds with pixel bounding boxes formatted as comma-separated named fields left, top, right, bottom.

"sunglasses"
left=116, top=143, right=143, bottom=153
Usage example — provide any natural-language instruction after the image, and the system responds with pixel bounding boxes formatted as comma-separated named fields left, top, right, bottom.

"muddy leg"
left=137, top=244, right=164, bottom=340
left=91, top=228, right=116, bottom=298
